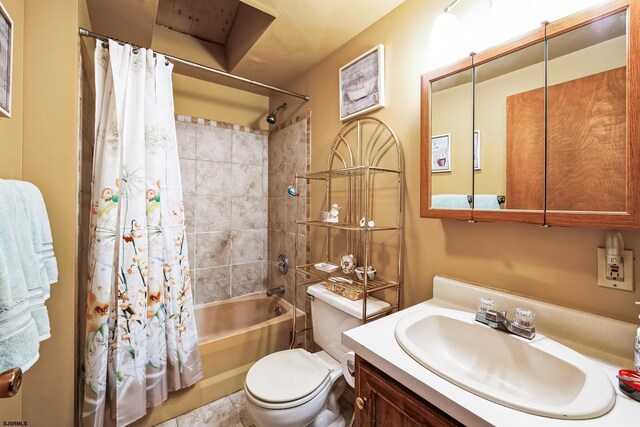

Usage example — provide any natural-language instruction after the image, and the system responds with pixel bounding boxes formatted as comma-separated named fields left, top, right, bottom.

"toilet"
left=244, top=283, right=390, bottom=427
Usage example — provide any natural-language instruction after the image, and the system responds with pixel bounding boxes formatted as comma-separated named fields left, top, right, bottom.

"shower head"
left=266, top=103, right=287, bottom=125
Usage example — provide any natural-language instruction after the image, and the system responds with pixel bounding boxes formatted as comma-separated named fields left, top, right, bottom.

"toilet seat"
left=245, top=349, right=332, bottom=410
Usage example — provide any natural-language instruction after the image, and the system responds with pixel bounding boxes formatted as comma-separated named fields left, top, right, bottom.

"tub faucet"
left=475, top=299, right=536, bottom=340
left=266, top=285, right=285, bottom=297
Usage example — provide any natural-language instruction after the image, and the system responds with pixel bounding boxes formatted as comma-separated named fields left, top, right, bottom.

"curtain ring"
left=165, top=60, right=170, bottom=66
left=101, top=42, right=108, bottom=49
left=132, top=48, right=139, bottom=54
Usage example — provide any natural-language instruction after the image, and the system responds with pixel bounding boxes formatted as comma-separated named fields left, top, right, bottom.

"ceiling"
left=85, top=0, right=406, bottom=95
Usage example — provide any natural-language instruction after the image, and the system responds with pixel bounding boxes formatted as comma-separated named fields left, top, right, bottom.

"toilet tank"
left=306, top=284, right=391, bottom=361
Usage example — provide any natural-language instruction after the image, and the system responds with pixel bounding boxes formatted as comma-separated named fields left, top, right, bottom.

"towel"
left=10, top=181, right=54, bottom=340
left=0, top=181, right=41, bottom=373
left=10, top=181, right=58, bottom=289
left=431, top=194, right=471, bottom=209
left=473, top=194, right=501, bottom=210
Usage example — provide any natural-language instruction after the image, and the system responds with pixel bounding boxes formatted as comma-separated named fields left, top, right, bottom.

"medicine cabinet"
left=420, top=0, right=640, bottom=229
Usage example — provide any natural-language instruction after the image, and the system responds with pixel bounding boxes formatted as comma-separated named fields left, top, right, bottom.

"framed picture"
left=474, top=130, right=481, bottom=170
left=0, top=0, right=12, bottom=118
left=339, top=44, right=385, bottom=121
left=431, top=134, right=451, bottom=173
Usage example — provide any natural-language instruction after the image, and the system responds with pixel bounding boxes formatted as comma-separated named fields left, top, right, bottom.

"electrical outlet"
left=597, top=248, right=634, bottom=291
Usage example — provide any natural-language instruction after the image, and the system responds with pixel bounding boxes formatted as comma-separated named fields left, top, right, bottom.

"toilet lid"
left=245, top=349, right=330, bottom=404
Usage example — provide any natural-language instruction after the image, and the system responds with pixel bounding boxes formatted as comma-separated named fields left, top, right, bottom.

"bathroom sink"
left=394, top=307, right=616, bottom=419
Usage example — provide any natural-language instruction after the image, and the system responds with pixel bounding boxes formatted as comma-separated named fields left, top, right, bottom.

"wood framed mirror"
left=420, top=0, right=640, bottom=229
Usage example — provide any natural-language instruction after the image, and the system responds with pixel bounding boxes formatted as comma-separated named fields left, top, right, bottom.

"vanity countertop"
left=342, top=276, right=639, bottom=426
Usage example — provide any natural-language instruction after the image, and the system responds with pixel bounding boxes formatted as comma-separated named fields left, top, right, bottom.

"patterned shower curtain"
left=82, top=40, right=202, bottom=427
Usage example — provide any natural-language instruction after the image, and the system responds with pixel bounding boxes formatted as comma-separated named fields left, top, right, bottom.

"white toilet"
left=244, top=283, right=390, bottom=427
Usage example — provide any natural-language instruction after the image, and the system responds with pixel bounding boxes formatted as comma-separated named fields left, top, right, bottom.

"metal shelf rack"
left=291, top=117, right=404, bottom=347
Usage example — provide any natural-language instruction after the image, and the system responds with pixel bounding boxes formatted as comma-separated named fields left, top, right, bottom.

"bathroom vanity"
left=343, top=276, right=639, bottom=426
left=355, top=356, right=461, bottom=426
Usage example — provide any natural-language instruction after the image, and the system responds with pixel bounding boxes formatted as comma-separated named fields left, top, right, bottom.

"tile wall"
left=175, top=116, right=270, bottom=305
left=267, top=113, right=312, bottom=347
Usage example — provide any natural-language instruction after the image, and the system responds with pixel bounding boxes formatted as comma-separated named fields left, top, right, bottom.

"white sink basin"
left=394, top=307, right=616, bottom=419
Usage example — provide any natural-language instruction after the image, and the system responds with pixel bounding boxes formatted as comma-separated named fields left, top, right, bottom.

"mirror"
left=429, top=68, right=473, bottom=210
left=546, top=10, right=627, bottom=213
left=421, top=1, right=639, bottom=228
left=473, top=41, right=545, bottom=211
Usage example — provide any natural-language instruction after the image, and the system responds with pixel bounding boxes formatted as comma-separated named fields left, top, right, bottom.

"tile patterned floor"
left=154, top=390, right=255, bottom=427
left=154, top=389, right=354, bottom=427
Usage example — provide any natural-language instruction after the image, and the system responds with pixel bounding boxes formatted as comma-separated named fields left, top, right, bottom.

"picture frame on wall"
left=339, top=44, right=385, bottom=121
left=474, top=130, right=481, bottom=170
left=431, top=134, right=451, bottom=173
left=0, top=0, right=12, bottom=118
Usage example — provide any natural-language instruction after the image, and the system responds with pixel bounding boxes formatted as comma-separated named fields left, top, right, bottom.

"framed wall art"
left=431, top=134, right=451, bottom=173
left=339, top=44, right=385, bottom=121
left=0, top=0, right=13, bottom=118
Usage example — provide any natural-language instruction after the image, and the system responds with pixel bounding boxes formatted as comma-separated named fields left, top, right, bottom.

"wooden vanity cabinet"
left=355, top=356, right=463, bottom=427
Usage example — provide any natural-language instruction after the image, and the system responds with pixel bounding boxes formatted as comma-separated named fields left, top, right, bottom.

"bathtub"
left=132, top=293, right=304, bottom=426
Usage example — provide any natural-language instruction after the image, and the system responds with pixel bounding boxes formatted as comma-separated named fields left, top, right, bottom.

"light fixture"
left=427, top=0, right=466, bottom=70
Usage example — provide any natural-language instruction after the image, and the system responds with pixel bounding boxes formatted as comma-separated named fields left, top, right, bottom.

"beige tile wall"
left=267, top=113, right=312, bottom=347
left=176, top=116, right=270, bottom=304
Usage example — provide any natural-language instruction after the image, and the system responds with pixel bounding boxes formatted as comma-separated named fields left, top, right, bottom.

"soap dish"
left=314, top=262, right=339, bottom=273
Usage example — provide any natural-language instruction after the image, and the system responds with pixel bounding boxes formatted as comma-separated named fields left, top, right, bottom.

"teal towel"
left=473, top=194, right=501, bottom=210
left=0, top=180, right=41, bottom=373
left=431, top=194, right=471, bottom=209
left=9, top=181, right=53, bottom=340
left=10, top=181, right=57, bottom=290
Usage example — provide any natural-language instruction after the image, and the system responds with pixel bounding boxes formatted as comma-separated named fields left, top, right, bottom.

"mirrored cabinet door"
left=421, top=0, right=640, bottom=229
left=547, top=9, right=627, bottom=213
left=545, top=0, right=640, bottom=229
left=472, top=36, right=545, bottom=224
left=420, top=61, right=474, bottom=220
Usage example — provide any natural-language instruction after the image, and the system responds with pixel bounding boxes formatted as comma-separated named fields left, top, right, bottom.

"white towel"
left=431, top=194, right=471, bottom=209
left=473, top=194, right=501, bottom=210
left=0, top=181, right=41, bottom=373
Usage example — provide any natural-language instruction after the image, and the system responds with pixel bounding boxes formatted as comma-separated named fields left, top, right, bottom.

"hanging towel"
left=0, top=181, right=41, bottom=373
left=473, top=194, right=501, bottom=210
left=431, top=194, right=471, bottom=209
left=10, top=181, right=55, bottom=340
left=10, top=181, right=58, bottom=290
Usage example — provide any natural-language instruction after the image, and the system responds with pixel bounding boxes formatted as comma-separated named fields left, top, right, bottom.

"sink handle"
left=514, top=308, right=535, bottom=328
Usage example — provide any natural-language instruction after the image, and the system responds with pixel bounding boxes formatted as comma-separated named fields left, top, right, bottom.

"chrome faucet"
left=475, top=298, right=536, bottom=340
left=266, top=285, right=285, bottom=297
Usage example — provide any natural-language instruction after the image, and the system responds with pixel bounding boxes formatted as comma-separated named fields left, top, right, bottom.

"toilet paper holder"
left=346, top=359, right=355, bottom=376
left=0, top=367, right=22, bottom=398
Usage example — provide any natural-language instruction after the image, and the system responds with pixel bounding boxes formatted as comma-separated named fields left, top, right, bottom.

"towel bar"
left=0, top=367, right=22, bottom=398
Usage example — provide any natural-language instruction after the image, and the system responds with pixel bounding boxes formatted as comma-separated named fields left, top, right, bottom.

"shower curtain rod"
left=79, top=28, right=311, bottom=101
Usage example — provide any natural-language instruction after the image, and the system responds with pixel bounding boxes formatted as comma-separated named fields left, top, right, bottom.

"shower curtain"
left=82, top=40, right=202, bottom=427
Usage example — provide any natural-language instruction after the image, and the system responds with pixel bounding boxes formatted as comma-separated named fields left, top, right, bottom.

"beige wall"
left=20, top=0, right=80, bottom=424
left=0, top=2, right=25, bottom=421
left=0, top=0, right=81, bottom=425
left=270, top=0, right=640, bottom=327
left=173, top=74, right=268, bottom=130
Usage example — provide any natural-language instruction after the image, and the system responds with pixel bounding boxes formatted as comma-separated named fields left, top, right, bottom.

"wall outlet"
left=597, top=248, right=634, bottom=291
